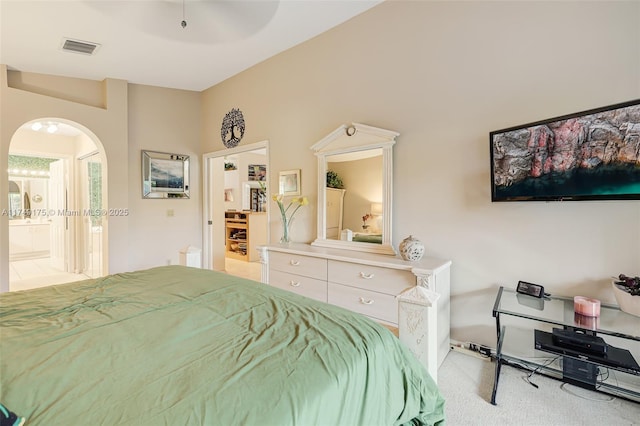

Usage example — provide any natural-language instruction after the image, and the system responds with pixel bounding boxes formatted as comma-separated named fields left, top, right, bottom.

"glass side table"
left=491, top=286, right=640, bottom=405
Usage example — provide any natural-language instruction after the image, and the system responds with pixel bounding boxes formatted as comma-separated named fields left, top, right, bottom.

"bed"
left=352, top=233, right=383, bottom=244
left=0, top=265, right=445, bottom=425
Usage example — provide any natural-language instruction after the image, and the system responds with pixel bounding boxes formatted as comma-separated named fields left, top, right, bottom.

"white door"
left=49, top=159, right=67, bottom=271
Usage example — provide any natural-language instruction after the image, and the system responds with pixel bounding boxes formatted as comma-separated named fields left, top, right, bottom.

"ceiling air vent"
left=60, top=38, right=100, bottom=55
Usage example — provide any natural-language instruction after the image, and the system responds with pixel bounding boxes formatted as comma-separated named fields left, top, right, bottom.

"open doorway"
left=7, top=120, right=107, bottom=291
left=203, top=141, right=269, bottom=282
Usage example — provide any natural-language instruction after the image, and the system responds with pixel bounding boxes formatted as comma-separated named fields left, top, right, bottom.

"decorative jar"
left=399, top=235, right=425, bottom=261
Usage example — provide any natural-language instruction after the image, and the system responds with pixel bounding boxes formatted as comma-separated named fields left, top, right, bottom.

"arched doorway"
left=7, top=118, right=108, bottom=290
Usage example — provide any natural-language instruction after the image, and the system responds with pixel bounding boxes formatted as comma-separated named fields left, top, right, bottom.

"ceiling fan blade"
left=86, top=0, right=280, bottom=44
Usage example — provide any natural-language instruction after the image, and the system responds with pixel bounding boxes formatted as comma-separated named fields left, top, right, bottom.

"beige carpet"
left=438, top=350, right=639, bottom=425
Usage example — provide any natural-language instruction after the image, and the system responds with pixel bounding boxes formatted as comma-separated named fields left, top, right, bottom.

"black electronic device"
left=562, top=357, right=598, bottom=390
left=490, top=99, right=640, bottom=202
left=552, top=328, right=607, bottom=355
left=534, top=329, right=640, bottom=375
left=516, top=281, right=545, bottom=298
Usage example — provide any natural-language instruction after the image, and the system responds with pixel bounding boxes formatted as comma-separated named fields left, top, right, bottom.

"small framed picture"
left=279, top=169, right=301, bottom=196
left=248, top=164, right=266, bottom=181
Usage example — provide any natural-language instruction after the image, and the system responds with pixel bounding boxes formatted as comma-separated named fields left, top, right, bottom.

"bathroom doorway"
left=7, top=120, right=107, bottom=290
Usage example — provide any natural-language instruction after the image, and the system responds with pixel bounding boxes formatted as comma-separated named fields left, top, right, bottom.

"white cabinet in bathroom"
left=9, top=222, right=50, bottom=260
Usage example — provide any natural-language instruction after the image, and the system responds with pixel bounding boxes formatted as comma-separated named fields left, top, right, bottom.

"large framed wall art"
left=142, top=150, right=190, bottom=199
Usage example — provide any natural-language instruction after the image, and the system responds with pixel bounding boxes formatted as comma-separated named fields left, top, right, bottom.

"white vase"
left=399, top=235, right=425, bottom=261
left=612, top=281, right=640, bottom=317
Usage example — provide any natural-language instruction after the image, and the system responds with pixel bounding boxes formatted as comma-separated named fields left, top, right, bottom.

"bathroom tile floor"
left=9, top=257, right=90, bottom=292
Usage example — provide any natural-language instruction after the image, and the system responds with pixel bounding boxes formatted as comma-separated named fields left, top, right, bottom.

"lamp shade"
left=370, top=202, right=383, bottom=216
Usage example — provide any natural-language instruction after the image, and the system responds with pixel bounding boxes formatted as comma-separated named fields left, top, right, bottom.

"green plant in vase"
left=326, top=170, right=344, bottom=189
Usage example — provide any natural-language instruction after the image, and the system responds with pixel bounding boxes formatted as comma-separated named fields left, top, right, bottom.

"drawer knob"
left=290, top=260, right=301, bottom=266
left=359, top=272, right=375, bottom=279
left=359, top=297, right=374, bottom=305
left=289, top=281, right=301, bottom=287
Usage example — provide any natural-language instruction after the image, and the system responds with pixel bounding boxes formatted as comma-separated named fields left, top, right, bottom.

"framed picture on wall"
left=279, top=169, right=301, bottom=196
left=141, top=150, right=190, bottom=198
left=248, top=164, right=266, bottom=181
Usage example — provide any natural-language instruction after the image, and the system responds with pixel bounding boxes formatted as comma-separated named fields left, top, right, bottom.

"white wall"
left=201, top=1, right=640, bottom=347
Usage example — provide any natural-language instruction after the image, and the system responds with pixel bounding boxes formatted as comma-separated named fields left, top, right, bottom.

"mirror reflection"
left=325, top=149, right=383, bottom=243
left=311, top=122, right=398, bottom=255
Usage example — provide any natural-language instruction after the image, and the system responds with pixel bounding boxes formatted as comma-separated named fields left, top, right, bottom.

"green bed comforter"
left=0, top=266, right=444, bottom=425
left=353, top=234, right=383, bottom=244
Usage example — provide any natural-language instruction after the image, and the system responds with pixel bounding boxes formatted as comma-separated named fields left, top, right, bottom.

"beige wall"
left=201, top=1, right=640, bottom=346
left=1, top=70, right=201, bottom=289
left=1, top=66, right=129, bottom=291
left=127, top=84, right=202, bottom=270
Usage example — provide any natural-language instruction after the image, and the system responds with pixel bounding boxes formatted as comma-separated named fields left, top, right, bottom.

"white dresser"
left=258, top=243, right=451, bottom=382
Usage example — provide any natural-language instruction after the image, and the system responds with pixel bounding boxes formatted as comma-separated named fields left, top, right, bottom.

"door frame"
left=202, top=140, right=269, bottom=271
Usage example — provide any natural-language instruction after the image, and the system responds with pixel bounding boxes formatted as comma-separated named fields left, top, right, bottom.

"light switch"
left=167, top=209, right=174, bottom=217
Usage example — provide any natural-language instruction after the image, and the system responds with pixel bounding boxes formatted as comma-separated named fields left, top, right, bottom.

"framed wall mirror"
left=142, top=150, right=190, bottom=199
left=311, top=123, right=398, bottom=255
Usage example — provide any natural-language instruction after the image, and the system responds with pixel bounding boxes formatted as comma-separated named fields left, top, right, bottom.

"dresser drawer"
left=269, top=269, right=328, bottom=303
left=328, top=260, right=414, bottom=295
left=328, top=282, right=398, bottom=325
left=269, top=252, right=327, bottom=280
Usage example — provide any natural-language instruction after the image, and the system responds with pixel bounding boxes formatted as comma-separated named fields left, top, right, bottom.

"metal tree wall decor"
left=221, top=108, right=246, bottom=148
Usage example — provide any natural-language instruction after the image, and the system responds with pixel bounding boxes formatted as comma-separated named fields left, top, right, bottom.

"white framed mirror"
left=311, top=123, right=398, bottom=255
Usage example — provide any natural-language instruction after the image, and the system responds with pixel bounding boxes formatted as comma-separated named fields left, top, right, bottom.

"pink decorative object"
left=574, top=312, right=599, bottom=330
left=574, top=296, right=601, bottom=317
